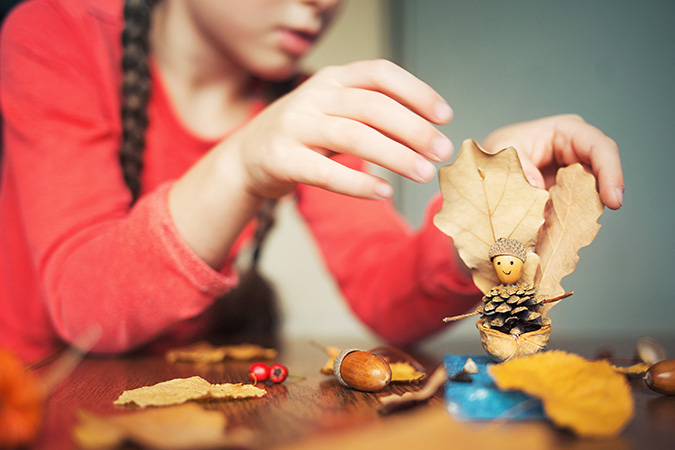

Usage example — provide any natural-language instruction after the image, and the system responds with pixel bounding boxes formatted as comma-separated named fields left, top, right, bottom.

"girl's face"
left=179, top=0, right=343, bottom=80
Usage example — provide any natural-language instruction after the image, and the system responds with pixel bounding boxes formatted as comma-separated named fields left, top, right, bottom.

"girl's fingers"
left=280, top=148, right=393, bottom=199
left=517, top=155, right=546, bottom=190
left=317, top=59, right=453, bottom=126
left=552, top=116, right=624, bottom=209
left=299, top=114, right=437, bottom=183
left=319, top=87, right=454, bottom=163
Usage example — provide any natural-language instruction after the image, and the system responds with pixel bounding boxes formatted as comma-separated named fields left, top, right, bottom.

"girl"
left=0, top=0, right=623, bottom=363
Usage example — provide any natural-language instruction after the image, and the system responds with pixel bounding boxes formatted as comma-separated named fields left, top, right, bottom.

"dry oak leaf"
left=611, top=362, right=650, bottom=376
left=166, top=342, right=278, bottom=364
left=73, top=403, right=245, bottom=450
left=113, top=376, right=265, bottom=408
left=489, top=350, right=633, bottom=438
left=0, top=348, right=44, bottom=448
left=434, top=139, right=549, bottom=293
left=535, top=164, right=603, bottom=313
left=388, top=362, right=426, bottom=383
left=318, top=346, right=343, bottom=375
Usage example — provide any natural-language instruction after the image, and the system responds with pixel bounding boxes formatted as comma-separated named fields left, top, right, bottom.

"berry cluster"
left=248, top=362, right=288, bottom=384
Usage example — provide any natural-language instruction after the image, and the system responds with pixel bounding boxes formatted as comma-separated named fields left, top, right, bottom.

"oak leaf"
left=73, top=404, right=248, bottom=450
left=166, top=342, right=278, bottom=365
left=434, top=139, right=549, bottom=293
left=489, top=350, right=633, bottom=438
left=535, top=164, right=603, bottom=313
left=113, top=376, right=265, bottom=408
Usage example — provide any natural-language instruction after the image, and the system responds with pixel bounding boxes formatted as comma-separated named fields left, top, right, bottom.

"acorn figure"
left=444, top=237, right=573, bottom=362
left=479, top=238, right=546, bottom=336
left=435, top=141, right=599, bottom=363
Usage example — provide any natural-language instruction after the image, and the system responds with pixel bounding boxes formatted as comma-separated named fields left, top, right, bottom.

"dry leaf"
left=114, top=376, right=265, bottom=408
left=73, top=403, right=240, bottom=449
left=489, top=350, right=633, bottom=438
left=389, top=362, right=426, bottom=383
left=318, top=346, right=343, bottom=375
left=434, top=139, right=549, bottom=293
left=166, top=342, right=278, bottom=364
left=0, top=348, right=44, bottom=448
left=535, top=164, right=603, bottom=312
left=611, top=362, right=650, bottom=375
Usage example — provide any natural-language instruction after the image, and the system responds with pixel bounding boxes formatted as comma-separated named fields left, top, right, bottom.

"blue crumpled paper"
left=443, top=354, right=545, bottom=421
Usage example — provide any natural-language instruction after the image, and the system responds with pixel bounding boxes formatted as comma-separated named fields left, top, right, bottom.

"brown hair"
left=120, top=0, right=294, bottom=345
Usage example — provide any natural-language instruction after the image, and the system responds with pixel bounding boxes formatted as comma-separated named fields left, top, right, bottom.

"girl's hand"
left=482, top=114, right=624, bottom=210
left=225, top=59, right=454, bottom=200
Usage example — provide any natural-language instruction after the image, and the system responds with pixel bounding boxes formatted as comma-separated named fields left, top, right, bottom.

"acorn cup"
left=477, top=316, right=552, bottom=362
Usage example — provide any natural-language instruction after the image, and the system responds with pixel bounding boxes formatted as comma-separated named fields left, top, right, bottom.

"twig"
left=443, top=291, right=574, bottom=323
left=378, top=365, right=448, bottom=413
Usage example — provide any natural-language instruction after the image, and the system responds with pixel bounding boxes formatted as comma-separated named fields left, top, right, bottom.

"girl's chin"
left=252, top=59, right=302, bottom=81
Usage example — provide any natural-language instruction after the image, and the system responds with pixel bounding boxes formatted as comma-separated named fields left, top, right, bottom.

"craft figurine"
left=480, top=238, right=546, bottom=336
left=434, top=139, right=604, bottom=362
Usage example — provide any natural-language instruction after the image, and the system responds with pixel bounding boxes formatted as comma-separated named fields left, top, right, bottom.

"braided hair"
left=120, top=0, right=156, bottom=204
left=120, top=0, right=295, bottom=344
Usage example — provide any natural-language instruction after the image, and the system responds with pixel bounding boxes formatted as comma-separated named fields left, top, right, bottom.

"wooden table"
left=31, top=333, right=675, bottom=450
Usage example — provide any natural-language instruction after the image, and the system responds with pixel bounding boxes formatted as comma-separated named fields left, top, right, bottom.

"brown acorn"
left=645, top=359, right=675, bottom=395
left=333, top=349, right=392, bottom=392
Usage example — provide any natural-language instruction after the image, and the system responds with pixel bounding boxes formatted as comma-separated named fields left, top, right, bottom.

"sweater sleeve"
left=0, top=1, right=236, bottom=353
left=296, top=155, right=481, bottom=346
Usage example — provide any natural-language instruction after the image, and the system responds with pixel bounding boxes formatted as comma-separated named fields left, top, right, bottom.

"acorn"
left=333, top=349, right=392, bottom=392
left=644, top=359, right=675, bottom=395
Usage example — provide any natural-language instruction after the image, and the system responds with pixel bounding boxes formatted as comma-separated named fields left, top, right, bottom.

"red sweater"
left=0, top=0, right=479, bottom=363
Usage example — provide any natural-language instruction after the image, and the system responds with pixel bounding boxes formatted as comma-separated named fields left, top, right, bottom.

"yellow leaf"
left=535, top=164, right=603, bottom=311
left=489, top=351, right=633, bottom=438
left=319, top=346, right=342, bottom=375
left=434, top=139, right=549, bottom=293
left=113, top=376, right=265, bottom=408
left=73, top=404, right=234, bottom=450
left=166, top=342, right=277, bottom=364
left=389, top=362, right=425, bottom=383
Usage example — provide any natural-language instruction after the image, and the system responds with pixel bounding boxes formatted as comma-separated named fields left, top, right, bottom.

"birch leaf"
left=434, top=139, right=549, bottom=293
left=535, top=164, right=603, bottom=313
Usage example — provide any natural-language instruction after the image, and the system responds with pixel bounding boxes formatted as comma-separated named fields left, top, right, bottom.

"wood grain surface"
left=30, top=334, right=675, bottom=450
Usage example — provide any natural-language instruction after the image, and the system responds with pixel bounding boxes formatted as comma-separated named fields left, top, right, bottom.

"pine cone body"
left=477, top=283, right=545, bottom=335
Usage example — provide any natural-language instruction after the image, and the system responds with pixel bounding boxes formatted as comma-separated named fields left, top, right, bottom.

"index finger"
left=326, top=59, right=453, bottom=126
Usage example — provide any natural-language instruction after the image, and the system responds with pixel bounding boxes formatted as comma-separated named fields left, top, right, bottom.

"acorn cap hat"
left=488, top=237, right=527, bottom=262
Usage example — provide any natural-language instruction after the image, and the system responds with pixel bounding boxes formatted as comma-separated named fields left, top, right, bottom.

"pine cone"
left=476, top=283, right=545, bottom=335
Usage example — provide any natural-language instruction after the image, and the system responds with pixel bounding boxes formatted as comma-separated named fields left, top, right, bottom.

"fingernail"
left=615, top=187, right=624, bottom=207
left=375, top=182, right=393, bottom=199
left=430, top=136, right=453, bottom=162
left=526, top=173, right=543, bottom=189
left=416, top=160, right=436, bottom=182
left=435, top=101, right=453, bottom=123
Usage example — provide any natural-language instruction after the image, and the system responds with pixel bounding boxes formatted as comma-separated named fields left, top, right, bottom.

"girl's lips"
left=278, top=28, right=317, bottom=57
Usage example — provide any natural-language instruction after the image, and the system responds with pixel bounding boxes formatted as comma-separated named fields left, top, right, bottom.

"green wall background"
left=390, top=0, right=675, bottom=340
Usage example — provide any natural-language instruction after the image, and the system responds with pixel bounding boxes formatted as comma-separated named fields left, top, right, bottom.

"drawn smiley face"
left=492, top=255, right=524, bottom=285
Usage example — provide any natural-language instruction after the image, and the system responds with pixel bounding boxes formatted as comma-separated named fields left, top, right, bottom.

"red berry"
left=269, top=363, right=289, bottom=383
left=249, top=362, right=270, bottom=384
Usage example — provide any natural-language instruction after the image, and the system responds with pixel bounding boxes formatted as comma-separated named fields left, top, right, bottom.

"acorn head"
left=489, top=238, right=527, bottom=284
left=488, top=238, right=527, bottom=262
